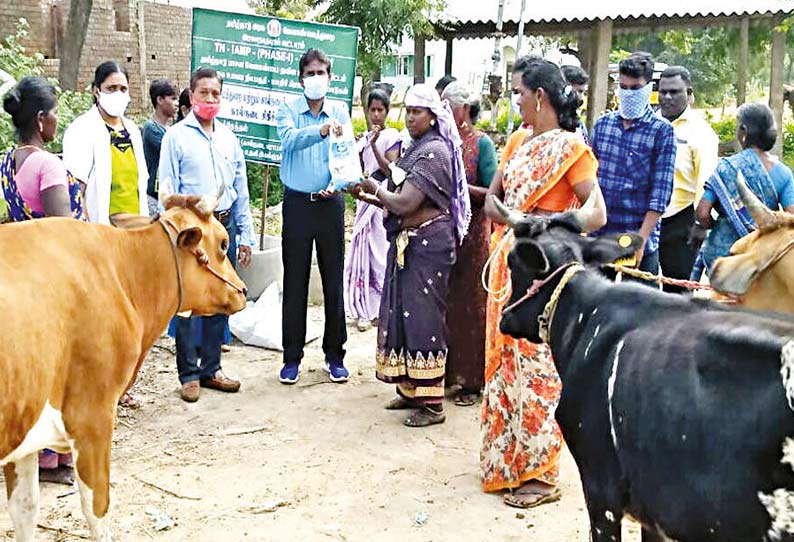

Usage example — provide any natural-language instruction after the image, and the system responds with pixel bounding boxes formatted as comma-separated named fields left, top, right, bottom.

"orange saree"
left=480, top=128, right=596, bottom=492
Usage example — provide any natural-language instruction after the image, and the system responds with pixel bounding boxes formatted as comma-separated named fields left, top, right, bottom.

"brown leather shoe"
left=200, top=370, right=241, bottom=393
left=180, top=381, right=200, bottom=402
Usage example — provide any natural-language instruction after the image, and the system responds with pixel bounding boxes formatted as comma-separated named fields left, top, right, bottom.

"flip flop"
left=503, top=487, right=562, bottom=509
left=403, top=407, right=446, bottom=427
left=384, top=396, right=419, bottom=410
left=454, top=392, right=480, bottom=407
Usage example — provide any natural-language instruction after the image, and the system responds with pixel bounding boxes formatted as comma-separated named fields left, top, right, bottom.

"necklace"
left=15, top=144, right=42, bottom=152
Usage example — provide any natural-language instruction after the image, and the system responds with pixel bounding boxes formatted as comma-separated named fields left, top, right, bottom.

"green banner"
left=191, top=8, right=359, bottom=164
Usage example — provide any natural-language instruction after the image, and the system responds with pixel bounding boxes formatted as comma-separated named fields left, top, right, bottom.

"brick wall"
left=143, top=3, right=192, bottom=99
left=3, top=0, right=193, bottom=113
left=0, top=0, right=56, bottom=58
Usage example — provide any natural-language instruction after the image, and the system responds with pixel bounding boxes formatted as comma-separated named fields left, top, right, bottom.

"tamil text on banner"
left=191, top=9, right=359, bottom=164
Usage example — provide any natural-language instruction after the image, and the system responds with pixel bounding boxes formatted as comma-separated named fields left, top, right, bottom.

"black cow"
left=493, top=197, right=794, bottom=542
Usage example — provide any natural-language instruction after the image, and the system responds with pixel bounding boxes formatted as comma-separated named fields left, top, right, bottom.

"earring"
left=536, top=99, right=542, bottom=113
left=430, top=119, right=436, bottom=126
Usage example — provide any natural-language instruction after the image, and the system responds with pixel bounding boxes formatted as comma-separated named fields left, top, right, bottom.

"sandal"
left=384, top=396, right=419, bottom=410
left=403, top=407, right=446, bottom=427
left=39, top=465, right=75, bottom=486
left=503, top=487, right=562, bottom=509
left=118, top=392, right=141, bottom=409
left=454, top=391, right=480, bottom=407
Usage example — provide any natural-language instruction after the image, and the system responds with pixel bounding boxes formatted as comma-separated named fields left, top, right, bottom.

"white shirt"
left=62, top=105, right=149, bottom=224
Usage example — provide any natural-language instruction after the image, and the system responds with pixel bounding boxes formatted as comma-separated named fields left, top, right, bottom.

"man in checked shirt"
left=590, top=52, right=676, bottom=283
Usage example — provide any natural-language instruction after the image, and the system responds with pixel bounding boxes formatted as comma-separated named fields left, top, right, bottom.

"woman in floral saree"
left=482, top=60, right=606, bottom=508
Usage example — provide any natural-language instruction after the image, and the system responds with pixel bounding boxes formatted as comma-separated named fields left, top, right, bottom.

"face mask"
left=617, top=83, right=652, bottom=120
left=192, top=100, right=221, bottom=121
left=303, top=75, right=329, bottom=101
left=98, top=90, right=130, bottom=118
left=510, top=93, right=521, bottom=114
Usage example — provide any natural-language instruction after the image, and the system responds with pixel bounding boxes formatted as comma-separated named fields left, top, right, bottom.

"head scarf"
left=404, top=83, right=471, bottom=244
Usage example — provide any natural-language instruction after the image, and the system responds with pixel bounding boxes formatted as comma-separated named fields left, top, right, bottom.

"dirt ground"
left=1, top=306, right=641, bottom=542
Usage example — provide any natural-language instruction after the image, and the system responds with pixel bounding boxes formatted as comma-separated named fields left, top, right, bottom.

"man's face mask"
left=617, top=83, right=652, bottom=120
left=303, top=75, right=330, bottom=101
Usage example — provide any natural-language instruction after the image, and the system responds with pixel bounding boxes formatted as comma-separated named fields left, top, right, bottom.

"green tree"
left=247, top=0, right=310, bottom=19
left=311, top=0, right=444, bottom=98
left=611, top=19, right=794, bottom=107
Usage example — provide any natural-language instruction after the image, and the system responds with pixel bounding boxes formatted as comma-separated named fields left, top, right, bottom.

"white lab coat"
left=62, top=105, right=149, bottom=224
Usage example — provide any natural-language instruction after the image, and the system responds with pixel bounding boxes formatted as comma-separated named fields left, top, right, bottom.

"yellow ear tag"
left=618, top=235, right=633, bottom=248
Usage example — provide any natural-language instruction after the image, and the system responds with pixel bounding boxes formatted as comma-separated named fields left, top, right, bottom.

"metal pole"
left=259, top=165, right=271, bottom=251
left=489, top=0, right=506, bottom=131
left=507, top=0, right=527, bottom=135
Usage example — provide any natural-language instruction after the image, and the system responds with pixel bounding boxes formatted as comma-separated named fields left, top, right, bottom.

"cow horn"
left=736, top=170, right=774, bottom=229
left=491, top=196, right=524, bottom=228
left=570, top=184, right=599, bottom=231
left=196, top=181, right=227, bottom=217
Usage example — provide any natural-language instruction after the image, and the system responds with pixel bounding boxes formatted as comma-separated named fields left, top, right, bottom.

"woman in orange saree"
left=481, top=60, right=606, bottom=508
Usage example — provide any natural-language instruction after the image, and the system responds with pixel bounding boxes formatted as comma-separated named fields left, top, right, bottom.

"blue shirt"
left=703, top=161, right=794, bottom=209
left=158, top=112, right=255, bottom=247
left=276, top=94, right=351, bottom=193
left=590, top=107, right=677, bottom=254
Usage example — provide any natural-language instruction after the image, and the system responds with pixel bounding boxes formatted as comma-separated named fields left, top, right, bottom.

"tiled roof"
left=434, top=0, right=794, bottom=25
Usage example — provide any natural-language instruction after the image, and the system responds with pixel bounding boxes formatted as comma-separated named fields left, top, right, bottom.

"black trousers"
left=659, top=205, right=697, bottom=294
left=281, top=188, right=347, bottom=364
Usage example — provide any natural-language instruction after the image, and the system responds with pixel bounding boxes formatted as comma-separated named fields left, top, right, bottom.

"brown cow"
left=0, top=189, right=246, bottom=541
left=710, top=175, right=794, bottom=314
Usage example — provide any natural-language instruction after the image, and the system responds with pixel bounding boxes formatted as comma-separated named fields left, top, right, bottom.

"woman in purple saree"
left=344, top=89, right=401, bottom=331
left=355, top=84, right=471, bottom=427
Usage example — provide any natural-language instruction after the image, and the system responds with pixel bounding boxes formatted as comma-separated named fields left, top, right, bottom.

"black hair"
left=659, top=65, right=692, bottom=87
left=367, top=88, right=391, bottom=110
left=561, top=65, right=589, bottom=86
left=3, top=76, right=58, bottom=141
left=513, top=54, right=544, bottom=75
left=149, top=78, right=177, bottom=109
left=521, top=60, right=580, bottom=132
left=738, top=102, right=777, bottom=152
left=190, top=67, right=223, bottom=91
left=176, top=88, right=191, bottom=122
left=92, top=61, right=128, bottom=90
left=92, top=61, right=128, bottom=104
left=469, top=100, right=481, bottom=123
left=435, top=75, right=456, bottom=93
left=299, top=48, right=331, bottom=78
left=619, top=52, right=654, bottom=83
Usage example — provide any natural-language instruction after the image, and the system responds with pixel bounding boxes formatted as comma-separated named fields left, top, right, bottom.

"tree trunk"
left=59, top=0, right=94, bottom=90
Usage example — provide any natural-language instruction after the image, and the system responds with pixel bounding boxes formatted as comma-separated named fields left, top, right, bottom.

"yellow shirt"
left=107, top=125, right=140, bottom=216
left=662, top=107, right=719, bottom=218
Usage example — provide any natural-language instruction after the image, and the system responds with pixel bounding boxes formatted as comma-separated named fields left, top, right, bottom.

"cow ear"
left=177, top=227, right=203, bottom=249
left=582, top=233, right=644, bottom=265
left=514, top=240, right=549, bottom=273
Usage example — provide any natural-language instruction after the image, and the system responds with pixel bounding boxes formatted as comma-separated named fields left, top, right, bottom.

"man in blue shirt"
left=276, top=48, right=351, bottom=385
left=591, top=52, right=676, bottom=279
left=159, top=67, right=255, bottom=402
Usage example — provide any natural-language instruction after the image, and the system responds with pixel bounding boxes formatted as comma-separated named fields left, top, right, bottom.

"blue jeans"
left=175, top=215, right=237, bottom=384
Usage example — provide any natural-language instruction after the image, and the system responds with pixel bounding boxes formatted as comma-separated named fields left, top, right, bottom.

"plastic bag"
left=229, top=282, right=320, bottom=351
left=326, top=122, right=363, bottom=192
